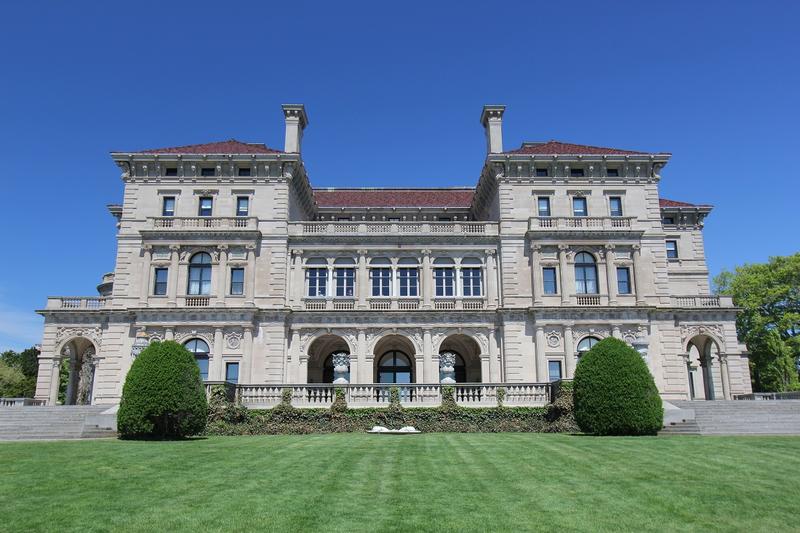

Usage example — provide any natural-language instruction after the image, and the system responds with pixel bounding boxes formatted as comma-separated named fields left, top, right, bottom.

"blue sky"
left=0, top=1, right=798, bottom=351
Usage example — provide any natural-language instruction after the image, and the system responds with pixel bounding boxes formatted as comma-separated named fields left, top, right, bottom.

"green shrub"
left=573, top=337, right=663, bottom=436
left=208, top=384, right=247, bottom=424
left=331, top=387, right=347, bottom=414
left=496, top=387, right=506, bottom=408
left=118, top=341, right=207, bottom=439
left=545, top=380, right=578, bottom=433
left=0, top=359, right=29, bottom=397
left=441, top=386, right=456, bottom=410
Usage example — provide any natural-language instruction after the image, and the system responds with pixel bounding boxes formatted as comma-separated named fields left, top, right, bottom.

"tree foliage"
left=714, top=253, right=800, bottom=392
left=0, top=347, right=39, bottom=397
left=118, top=341, right=207, bottom=439
left=573, top=338, right=663, bottom=436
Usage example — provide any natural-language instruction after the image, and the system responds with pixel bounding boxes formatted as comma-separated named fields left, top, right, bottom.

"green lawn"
left=1, top=434, right=798, bottom=532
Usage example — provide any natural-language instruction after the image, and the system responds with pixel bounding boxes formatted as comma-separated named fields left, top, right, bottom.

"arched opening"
left=184, top=338, right=210, bottom=381
left=576, top=336, right=601, bottom=359
left=373, top=335, right=416, bottom=383
left=439, top=334, right=482, bottom=382
left=686, top=335, right=721, bottom=400
left=574, top=252, right=598, bottom=294
left=307, top=334, right=350, bottom=383
left=57, top=337, right=97, bottom=405
left=188, top=252, right=212, bottom=295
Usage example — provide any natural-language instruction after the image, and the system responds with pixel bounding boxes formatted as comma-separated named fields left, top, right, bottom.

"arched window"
left=577, top=336, right=601, bottom=355
left=188, top=252, right=212, bottom=295
left=184, top=338, right=210, bottom=380
left=378, top=351, right=413, bottom=384
left=574, top=252, right=598, bottom=294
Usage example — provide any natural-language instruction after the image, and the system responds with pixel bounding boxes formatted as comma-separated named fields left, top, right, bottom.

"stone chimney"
left=480, top=105, right=506, bottom=154
left=282, top=104, right=309, bottom=154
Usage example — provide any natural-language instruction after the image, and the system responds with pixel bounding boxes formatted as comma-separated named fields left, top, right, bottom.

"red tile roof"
left=659, top=198, right=712, bottom=208
left=128, top=139, right=282, bottom=154
left=507, top=140, right=667, bottom=156
left=314, top=188, right=474, bottom=208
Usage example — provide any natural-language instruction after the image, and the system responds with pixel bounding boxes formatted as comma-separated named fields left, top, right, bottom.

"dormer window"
left=165, top=167, right=178, bottom=177
left=238, top=167, right=251, bottom=177
left=607, top=168, right=619, bottom=177
left=663, top=216, right=675, bottom=225
left=535, top=168, right=548, bottom=177
left=200, top=167, right=216, bottom=177
left=570, top=168, right=585, bottom=177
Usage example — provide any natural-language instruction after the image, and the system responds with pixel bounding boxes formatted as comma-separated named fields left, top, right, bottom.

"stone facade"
left=34, top=104, right=751, bottom=406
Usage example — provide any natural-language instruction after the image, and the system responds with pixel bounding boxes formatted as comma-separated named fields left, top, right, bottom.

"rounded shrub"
left=118, top=341, right=208, bottom=439
left=573, top=337, right=663, bottom=436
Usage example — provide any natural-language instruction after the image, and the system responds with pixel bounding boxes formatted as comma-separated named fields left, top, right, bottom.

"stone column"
left=558, top=245, right=570, bottom=305
left=213, top=327, right=224, bottom=380
left=290, top=330, right=301, bottom=383
left=632, top=245, right=646, bottom=305
left=216, top=245, right=228, bottom=306
left=242, top=326, right=253, bottom=384
left=354, top=330, right=366, bottom=384
left=245, top=244, right=256, bottom=306
left=48, top=358, right=60, bottom=405
left=531, top=244, right=542, bottom=305
left=534, top=326, right=547, bottom=382
left=488, top=328, right=500, bottom=382
left=486, top=249, right=498, bottom=308
left=357, top=250, right=368, bottom=309
left=292, top=250, right=304, bottom=308
left=563, top=324, right=576, bottom=378
left=140, top=245, right=152, bottom=304
left=719, top=353, right=732, bottom=400
left=423, top=329, right=433, bottom=383
left=422, top=249, right=432, bottom=309
left=167, top=245, right=180, bottom=306
left=480, top=354, right=490, bottom=383
left=605, top=244, right=617, bottom=305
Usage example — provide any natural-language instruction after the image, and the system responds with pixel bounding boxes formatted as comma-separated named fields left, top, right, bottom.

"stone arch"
left=367, top=329, right=422, bottom=355
left=685, top=332, right=724, bottom=400
left=306, top=334, right=351, bottom=384
left=56, top=336, right=100, bottom=405
left=373, top=334, right=417, bottom=383
left=438, top=333, right=483, bottom=383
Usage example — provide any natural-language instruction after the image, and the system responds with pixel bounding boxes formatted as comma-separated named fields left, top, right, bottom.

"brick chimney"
left=480, top=105, right=506, bottom=154
left=282, top=104, right=309, bottom=154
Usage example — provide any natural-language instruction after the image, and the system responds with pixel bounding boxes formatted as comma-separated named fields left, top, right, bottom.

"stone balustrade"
left=289, top=221, right=500, bottom=237
left=147, top=216, right=258, bottom=230
left=45, top=297, right=107, bottom=310
left=232, top=383, right=551, bottom=408
left=528, top=216, right=636, bottom=231
left=302, top=298, right=483, bottom=311
left=671, top=295, right=733, bottom=308
left=0, top=398, right=47, bottom=408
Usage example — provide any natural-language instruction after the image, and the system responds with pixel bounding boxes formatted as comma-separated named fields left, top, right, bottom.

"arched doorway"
left=307, top=334, right=350, bottom=383
left=57, top=337, right=97, bottom=405
left=373, top=335, right=417, bottom=383
left=439, top=334, right=482, bottom=382
left=686, top=335, right=722, bottom=400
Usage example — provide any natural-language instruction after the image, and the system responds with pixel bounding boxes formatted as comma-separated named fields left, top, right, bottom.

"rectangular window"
left=548, top=360, right=563, bottom=382
left=196, top=358, right=209, bottom=381
left=230, top=267, right=244, bottom=295
left=570, top=168, right=585, bottom=177
left=162, top=196, right=175, bottom=217
left=542, top=267, right=557, bottom=295
left=462, top=268, right=482, bottom=297
left=666, top=240, right=679, bottom=259
left=200, top=167, right=215, bottom=177
left=609, top=196, right=623, bottom=217
left=307, top=268, right=328, bottom=297
left=165, top=167, right=178, bottom=177
left=334, top=268, right=355, bottom=297
left=617, top=267, right=631, bottom=294
left=572, top=197, right=588, bottom=217
left=225, top=362, right=240, bottom=383
left=371, top=268, right=392, bottom=297
left=237, top=167, right=251, bottom=177
left=153, top=268, right=168, bottom=295
left=537, top=197, right=551, bottom=217
left=434, top=268, right=455, bottom=297
left=387, top=217, right=401, bottom=222
left=663, top=216, right=675, bottom=225
left=337, top=217, right=351, bottom=222
left=606, top=168, right=619, bottom=177
left=535, top=168, right=548, bottom=177
left=398, top=268, right=419, bottom=297
left=236, top=196, right=249, bottom=217
left=438, top=217, right=452, bottom=222
left=198, top=197, right=213, bottom=217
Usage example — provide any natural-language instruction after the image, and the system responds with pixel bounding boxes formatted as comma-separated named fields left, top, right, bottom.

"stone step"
left=0, top=406, right=117, bottom=440
left=659, top=419, right=701, bottom=436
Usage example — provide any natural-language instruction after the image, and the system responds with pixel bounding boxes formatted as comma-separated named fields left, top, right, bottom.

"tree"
left=0, top=347, right=39, bottom=397
left=118, top=341, right=207, bottom=439
left=714, top=253, right=800, bottom=392
left=0, top=359, right=28, bottom=397
left=573, top=337, right=663, bottom=436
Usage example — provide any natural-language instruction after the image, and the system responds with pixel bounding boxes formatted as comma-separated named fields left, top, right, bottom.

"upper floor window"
left=663, top=216, right=675, bottom=225
left=162, top=196, right=175, bottom=217
left=543, top=267, right=557, bottom=295
left=187, top=252, right=212, bottom=295
left=617, top=267, right=632, bottom=294
left=237, top=167, right=251, bottom=177
left=433, top=258, right=455, bottom=297
left=153, top=267, right=168, bottom=295
left=535, top=167, right=548, bottom=177
left=200, top=167, right=216, bottom=177
left=438, top=217, right=452, bottom=222
left=606, top=168, right=619, bottom=177
left=666, top=240, right=679, bottom=259
left=548, top=360, right=563, bottom=382
left=230, top=267, right=244, bottom=295
left=461, top=258, right=482, bottom=297
left=388, top=217, right=401, bottom=222
left=574, top=252, right=598, bottom=294
left=577, top=336, right=600, bottom=355
left=609, top=196, right=623, bottom=217
left=398, top=258, right=419, bottom=297
left=334, top=262, right=355, bottom=297
left=165, top=167, right=178, bottom=177
left=225, top=362, right=240, bottom=383
left=570, top=168, right=585, bottom=177
left=236, top=196, right=249, bottom=217
left=184, top=339, right=210, bottom=380
left=572, top=197, right=588, bottom=217
left=198, top=197, right=213, bottom=217
left=537, top=197, right=551, bottom=217
left=371, top=268, right=392, bottom=297
left=306, top=265, right=328, bottom=297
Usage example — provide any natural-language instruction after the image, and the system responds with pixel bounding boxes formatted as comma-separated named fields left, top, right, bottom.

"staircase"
left=665, top=400, right=800, bottom=436
left=0, top=406, right=117, bottom=440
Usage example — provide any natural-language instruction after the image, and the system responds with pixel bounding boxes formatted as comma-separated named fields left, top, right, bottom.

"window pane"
left=225, top=362, right=239, bottom=383
left=230, top=268, right=244, bottom=295
left=617, top=267, right=631, bottom=294
left=462, top=268, right=482, bottom=297
left=153, top=268, right=168, bottom=295
left=399, top=268, right=418, bottom=297
left=307, top=268, right=328, bottom=297
left=196, top=357, right=209, bottom=380
left=162, top=197, right=175, bottom=216
left=236, top=197, right=249, bottom=216
left=666, top=241, right=678, bottom=259
left=609, top=197, right=623, bottom=217
left=548, top=360, right=562, bottom=382
left=335, top=268, right=355, bottom=297
left=371, top=268, right=391, bottom=297
left=572, top=197, right=587, bottom=217
left=434, top=268, right=454, bottom=296
left=538, top=197, right=551, bottom=217
left=238, top=167, right=251, bottom=177
left=543, top=267, right=557, bottom=295
left=199, top=197, right=213, bottom=216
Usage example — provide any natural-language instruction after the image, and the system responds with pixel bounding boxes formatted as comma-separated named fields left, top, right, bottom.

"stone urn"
left=439, top=351, right=456, bottom=384
left=332, top=352, right=350, bottom=384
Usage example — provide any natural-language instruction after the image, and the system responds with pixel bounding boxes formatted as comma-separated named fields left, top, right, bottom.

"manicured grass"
left=2, top=434, right=799, bottom=532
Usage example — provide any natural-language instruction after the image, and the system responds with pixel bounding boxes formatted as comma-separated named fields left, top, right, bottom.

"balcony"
left=670, top=295, right=734, bottom=308
left=301, top=297, right=485, bottom=311
left=44, top=297, right=107, bottom=310
left=528, top=216, right=639, bottom=237
left=142, top=217, right=260, bottom=238
left=289, top=221, right=499, bottom=239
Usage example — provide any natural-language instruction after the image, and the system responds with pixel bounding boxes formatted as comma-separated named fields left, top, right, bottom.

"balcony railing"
left=45, top=297, right=107, bottom=310
left=529, top=216, right=636, bottom=232
left=289, top=221, right=499, bottom=237
left=233, top=383, right=551, bottom=408
left=302, top=298, right=484, bottom=311
left=147, top=217, right=258, bottom=231
left=574, top=294, right=603, bottom=306
left=671, top=295, right=734, bottom=308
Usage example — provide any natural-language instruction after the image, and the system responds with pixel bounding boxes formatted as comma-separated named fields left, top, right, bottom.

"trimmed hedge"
left=118, top=341, right=208, bottom=439
left=573, top=337, right=663, bottom=436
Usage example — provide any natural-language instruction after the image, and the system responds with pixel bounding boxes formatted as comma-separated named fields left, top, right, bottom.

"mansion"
left=35, top=104, right=751, bottom=408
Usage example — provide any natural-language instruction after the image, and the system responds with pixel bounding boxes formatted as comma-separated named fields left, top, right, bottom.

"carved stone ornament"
left=546, top=330, right=561, bottom=348
left=225, top=330, right=243, bottom=350
left=572, top=327, right=609, bottom=341
left=680, top=324, right=725, bottom=349
left=56, top=327, right=102, bottom=349
left=332, top=352, right=350, bottom=384
left=439, top=351, right=457, bottom=384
